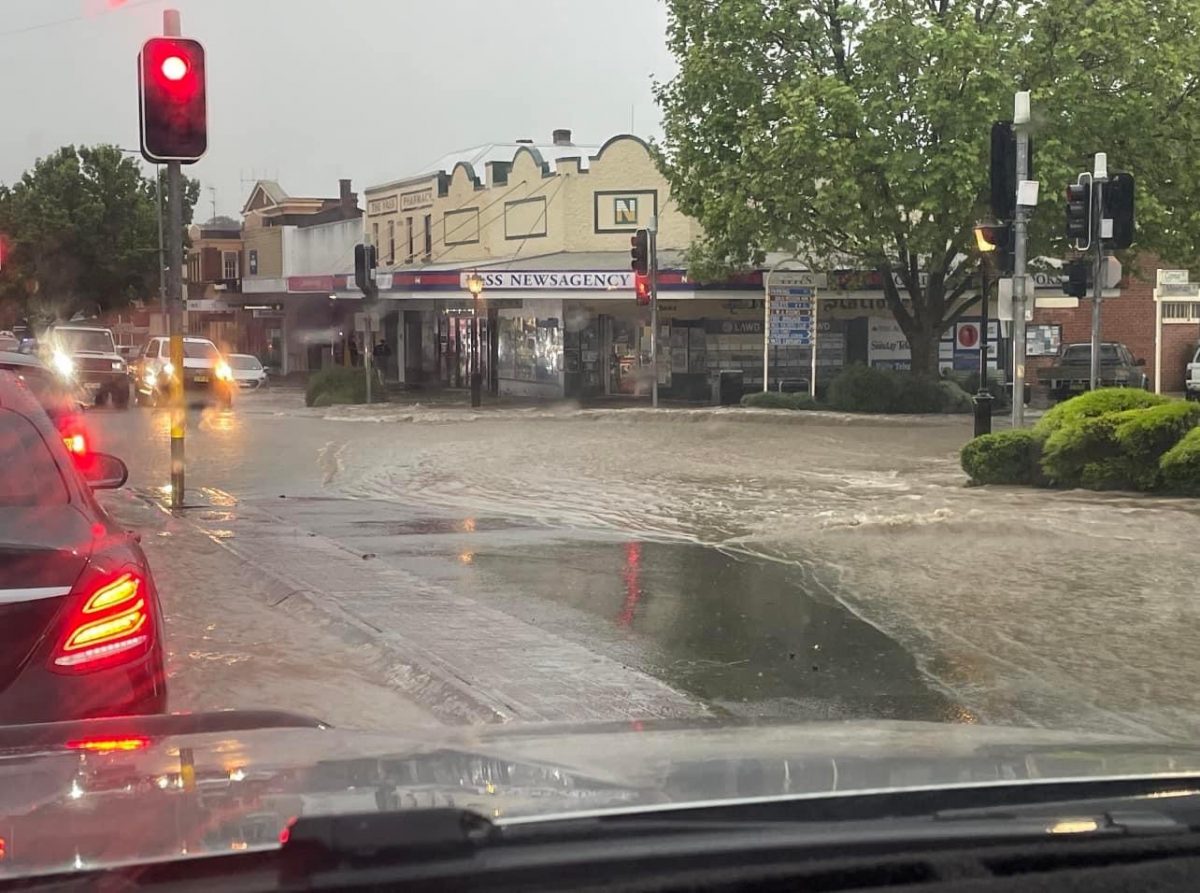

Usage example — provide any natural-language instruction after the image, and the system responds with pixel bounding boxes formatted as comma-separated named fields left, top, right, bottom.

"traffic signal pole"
left=1011, top=93, right=1031, bottom=428
left=1089, top=171, right=1107, bottom=392
left=648, top=216, right=659, bottom=408
left=164, top=10, right=186, bottom=510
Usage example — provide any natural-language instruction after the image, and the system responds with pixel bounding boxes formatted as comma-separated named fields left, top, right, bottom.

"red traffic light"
left=630, top=230, right=649, bottom=275
left=635, top=272, right=651, bottom=305
left=139, top=37, right=207, bottom=163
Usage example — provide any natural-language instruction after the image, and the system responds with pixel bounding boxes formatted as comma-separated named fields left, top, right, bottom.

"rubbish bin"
left=713, top=369, right=744, bottom=406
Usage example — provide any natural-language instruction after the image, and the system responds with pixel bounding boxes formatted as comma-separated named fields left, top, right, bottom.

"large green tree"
left=0, top=144, right=200, bottom=323
left=655, top=0, right=1200, bottom=373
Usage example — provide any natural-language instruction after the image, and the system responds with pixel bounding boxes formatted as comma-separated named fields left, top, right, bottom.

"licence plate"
left=193, top=375, right=209, bottom=384
left=83, top=382, right=101, bottom=393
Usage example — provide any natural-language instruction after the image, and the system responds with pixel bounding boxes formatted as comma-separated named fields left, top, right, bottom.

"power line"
left=0, top=0, right=160, bottom=39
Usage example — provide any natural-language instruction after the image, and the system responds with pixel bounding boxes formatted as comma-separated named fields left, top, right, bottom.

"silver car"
left=227, top=353, right=269, bottom=390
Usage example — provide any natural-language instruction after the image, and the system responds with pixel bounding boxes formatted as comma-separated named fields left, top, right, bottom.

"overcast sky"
left=0, top=0, right=677, bottom=220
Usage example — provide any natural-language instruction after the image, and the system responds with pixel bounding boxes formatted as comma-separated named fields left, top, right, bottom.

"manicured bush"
left=1112, top=401, right=1200, bottom=490
left=305, top=366, right=369, bottom=407
left=1160, top=426, right=1200, bottom=495
left=960, top=429, right=1042, bottom=485
left=935, top=379, right=976, bottom=414
left=1040, top=412, right=1123, bottom=488
left=827, top=364, right=898, bottom=413
left=740, top=391, right=818, bottom=410
left=1033, top=388, right=1168, bottom=437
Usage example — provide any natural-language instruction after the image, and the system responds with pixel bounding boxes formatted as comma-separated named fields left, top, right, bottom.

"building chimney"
left=552, top=128, right=573, bottom=146
left=339, top=178, right=353, bottom=205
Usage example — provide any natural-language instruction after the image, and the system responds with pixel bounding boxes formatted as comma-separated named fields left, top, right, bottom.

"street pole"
left=1011, top=91, right=1030, bottom=428
left=470, top=293, right=482, bottom=407
left=156, top=164, right=166, bottom=320
left=975, top=262, right=993, bottom=437
left=648, top=215, right=659, bottom=408
left=365, top=313, right=373, bottom=404
left=1089, top=172, right=1107, bottom=392
left=163, top=11, right=185, bottom=510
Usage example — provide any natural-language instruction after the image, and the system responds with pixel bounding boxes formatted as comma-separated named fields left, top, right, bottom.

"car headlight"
left=161, top=362, right=175, bottom=378
left=52, top=351, right=75, bottom=377
left=111, top=360, right=125, bottom=371
left=215, top=361, right=233, bottom=382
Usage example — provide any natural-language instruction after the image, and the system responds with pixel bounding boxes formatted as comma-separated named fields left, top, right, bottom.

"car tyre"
left=112, top=384, right=130, bottom=410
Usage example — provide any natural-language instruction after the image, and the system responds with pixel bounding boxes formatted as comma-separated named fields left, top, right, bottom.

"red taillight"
left=67, top=737, right=149, bottom=753
left=63, top=432, right=88, bottom=456
left=53, top=570, right=153, bottom=672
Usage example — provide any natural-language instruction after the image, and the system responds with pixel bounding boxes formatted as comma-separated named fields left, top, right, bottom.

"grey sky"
left=0, top=0, right=677, bottom=220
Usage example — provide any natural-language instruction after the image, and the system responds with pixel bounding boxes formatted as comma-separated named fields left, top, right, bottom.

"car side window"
left=0, top=408, right=69, bottom=506
left=147, top=340, right=160, bottom=359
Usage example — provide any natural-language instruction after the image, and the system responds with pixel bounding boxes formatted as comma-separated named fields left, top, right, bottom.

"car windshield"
left=4, top=0, right=1200, bottom=879
left=183, top=341, right=220, bottom=359
left=56, top=329, right=115, bottom=354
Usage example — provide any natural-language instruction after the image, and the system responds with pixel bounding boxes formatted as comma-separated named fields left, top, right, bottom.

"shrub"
left=740, top=391, right=818, bottom=410
left=827, top=365, right=898, bottom=413
left=1033, top=388, right=1168, bottom=437
left=960, top=429, right=1042, bottom=485
left=1160, top=426, right=1200, bottom=495
left=1112, top=401, right=1200, bottom=490
left=305, top=366, right=368, bottom=407
left=935, top=379, right=976, bottom=414
left=952, top=370, right=1010, bottom=409
left=1040, top=412, right=1124, bottom=488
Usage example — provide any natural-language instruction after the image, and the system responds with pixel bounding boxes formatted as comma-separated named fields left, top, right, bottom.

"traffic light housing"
left=1065, top=181, right=1092, bottom=247
left=1103, top=172, right=1135, bottom=249
left=635, top=273, right=651, bottom=306
left=974, top=222, right=1013, bottom=276
left=989, top=121, right=1034, bottom=222
left=630, top=229, right=649, bottom=275
left=138, top=38, right=208, bottom=164
left=354, top=243, right=377, bottom=294
left=1062, top=259, right=1091, bottom=298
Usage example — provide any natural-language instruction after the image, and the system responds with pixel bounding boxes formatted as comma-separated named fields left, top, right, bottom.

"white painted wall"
left=285, top=218, right=362, bottom=276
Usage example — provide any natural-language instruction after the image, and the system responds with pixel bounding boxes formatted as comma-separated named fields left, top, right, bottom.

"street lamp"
left=972, top=222, right=1001, bottom=437
left=465, top=272, right=485, bottom=408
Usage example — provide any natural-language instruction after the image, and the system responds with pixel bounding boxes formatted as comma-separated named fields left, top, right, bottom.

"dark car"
left=0, top=349, right=91, bottom=459
left=1039, top=341, right=1149, bottom=401
left=0, top=371, right=166, bottom=725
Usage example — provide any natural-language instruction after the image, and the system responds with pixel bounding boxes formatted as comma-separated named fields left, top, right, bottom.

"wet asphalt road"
left=84, top=388, right=1200, bottom=738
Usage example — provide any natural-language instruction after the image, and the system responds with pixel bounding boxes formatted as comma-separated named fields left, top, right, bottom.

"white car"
left=227, top=354, right=269, bottom=390
left=1187, top=345, right=1200, bottom=400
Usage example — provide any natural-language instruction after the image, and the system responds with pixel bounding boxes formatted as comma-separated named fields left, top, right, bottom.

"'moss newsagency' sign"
left=460, top=271, right=632, bottom=290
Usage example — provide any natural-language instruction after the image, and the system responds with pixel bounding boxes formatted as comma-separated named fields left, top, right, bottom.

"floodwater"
left=88, top=390, right=1200, bottom=738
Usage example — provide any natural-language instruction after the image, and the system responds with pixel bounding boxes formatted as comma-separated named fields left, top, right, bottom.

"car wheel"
left=112, top=385, right=130, bottom=410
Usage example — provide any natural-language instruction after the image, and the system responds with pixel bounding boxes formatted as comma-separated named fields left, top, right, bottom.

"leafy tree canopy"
left=0, top=144, right=199, bottom=323
left=655, top=0, right=1200, bottom=371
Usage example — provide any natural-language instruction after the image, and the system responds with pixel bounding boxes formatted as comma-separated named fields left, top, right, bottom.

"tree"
left=0, top=145, right=199, bottom=322
left=654, top=0, right=1200, bottom=373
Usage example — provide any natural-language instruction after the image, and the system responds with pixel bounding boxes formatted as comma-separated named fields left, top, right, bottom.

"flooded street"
left=90, top=390, right=1200, bottom=738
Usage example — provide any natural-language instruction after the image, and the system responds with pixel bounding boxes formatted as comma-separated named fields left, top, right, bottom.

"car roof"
left=50, top=325, right=113, bottom=333
left=0, top=350, right=47, bottom=370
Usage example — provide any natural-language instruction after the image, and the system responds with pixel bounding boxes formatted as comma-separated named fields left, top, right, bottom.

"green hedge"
left=961, top=429, right=1042, bottom=485
left=305, top=366, right=369, bottom=407
left=1033, top=388, right=1168, bottom=437
left=1114, top=401, right=1200, bottom=490
left=740, top=391, right=818, bottom=410
left=825, top=365, right=973, bottom=414
left=1160, top=426, right=1200, bottom=495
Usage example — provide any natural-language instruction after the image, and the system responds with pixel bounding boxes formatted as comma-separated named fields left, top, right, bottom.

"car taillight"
left=63, top=432, right=88, bottom=456
left=52, top=570, right=153, bottom=672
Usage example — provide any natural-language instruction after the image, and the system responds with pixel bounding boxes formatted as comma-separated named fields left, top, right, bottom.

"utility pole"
left=156, top=165, right=166, bottom=320
left=1010, top=91, right=1031, bottom=428
left=1089, top=154, right=1108, bottom=392
left=163, top=9, right=186, bottom=509
left=648, top=215, right=659, bottom=408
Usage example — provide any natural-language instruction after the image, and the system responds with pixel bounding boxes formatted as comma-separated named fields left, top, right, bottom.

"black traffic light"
left=989, top=121, right=1034, bottom=221
left=1062, top=258, right=1091, bottom=298
left=354, top=243, right=377, bottom=294
left=974, top=222, right=1014, bottom=276
left=138, top=37, right=207, bottom=164
left=1103, top=172, right=1135, bottom=249
left=1065, top=181, right=1092, bottom=246
left=630, top=229, right=649, bottom=275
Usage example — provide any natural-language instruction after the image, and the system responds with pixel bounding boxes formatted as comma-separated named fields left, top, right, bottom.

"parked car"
left=40, top=324, right=130, bottom=409
left=0, top=348, right=91, bottom=461
left=1039, top=341, right=1149, bottom=401
left=1185, top=344, right=1200, bottom=400
left=0, top=371, right=167, bottom=724
left=226, top=353, right=269, bottom=390
left=132, top=335, right=235, bottom=408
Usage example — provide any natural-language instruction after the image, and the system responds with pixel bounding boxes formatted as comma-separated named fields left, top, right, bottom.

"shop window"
left=387, top=220, right=395, bottom=264
left=406, top=217, right=414, bottom=264
left=423, top=214, right=432, bottom=258
left=222, top=251, right=239, bottom=280
left=248, top=249, right=258, bottom=275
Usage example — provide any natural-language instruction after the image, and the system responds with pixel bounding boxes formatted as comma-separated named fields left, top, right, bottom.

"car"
left=0, top=348, right=91, bottom=461
left=226, top=353, right=269, bottom=390
left=0, top=330, right=18, bottom=351
left=40, top=324, right=131, bottom=409
left=132, top=335, right=235, bottom=408
left=1185, top=344, right=1200, bottom=400
left=1039, top=341, right=1149, bottom=401
left=0, top=371, right=167, bottom=725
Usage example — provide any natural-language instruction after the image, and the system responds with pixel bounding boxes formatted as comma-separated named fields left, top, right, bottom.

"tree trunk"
left=907, top=325, right=941, bottom=377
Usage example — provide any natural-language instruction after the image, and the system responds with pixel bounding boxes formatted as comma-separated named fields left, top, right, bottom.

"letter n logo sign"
left=614, top=197, right=638, bottom=226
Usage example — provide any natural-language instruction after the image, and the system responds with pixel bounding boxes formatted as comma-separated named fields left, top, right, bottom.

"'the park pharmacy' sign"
left=461, top=271, right=633, bottom=290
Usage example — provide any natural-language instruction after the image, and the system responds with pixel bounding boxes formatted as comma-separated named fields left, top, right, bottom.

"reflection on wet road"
left=86, top=391, right=1200, bottom=737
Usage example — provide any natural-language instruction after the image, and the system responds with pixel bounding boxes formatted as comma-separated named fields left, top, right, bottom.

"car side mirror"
left=79, top=452, right=129, bottom=490
left=1135, top=357, right=1147, bottom=367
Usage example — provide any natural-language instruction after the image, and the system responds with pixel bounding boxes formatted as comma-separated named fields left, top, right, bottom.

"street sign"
left=956, top=323, right=980, bottom=350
